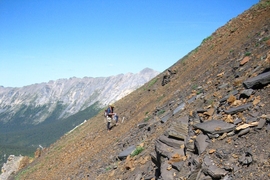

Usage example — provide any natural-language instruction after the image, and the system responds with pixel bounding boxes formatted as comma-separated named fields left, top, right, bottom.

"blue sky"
left=0, top=0, right=258, bottom=87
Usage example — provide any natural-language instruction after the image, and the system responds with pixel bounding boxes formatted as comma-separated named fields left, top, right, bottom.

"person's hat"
left=109, top=104, right=114, bottom=107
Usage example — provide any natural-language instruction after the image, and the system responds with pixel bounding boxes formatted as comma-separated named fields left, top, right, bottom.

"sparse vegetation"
left=262, top=36, right=270, bottom=41
left=148, top=78, right=158, bottom=88
left=131, top=146, right=144, bottom=157
left=157, top=94, right=165, bottom=102
left=157, top=110, right=165, bottom=116
left=245, top=52, right=251, bottom=56
left=201, top=35, right=212, bottom=44
left=144, top=117, right=150, bottom=122
left=105, top=166, right=111, bottom=171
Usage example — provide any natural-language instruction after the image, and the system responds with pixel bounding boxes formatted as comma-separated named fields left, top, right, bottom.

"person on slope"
left=106, top=104, right=118, bottom=131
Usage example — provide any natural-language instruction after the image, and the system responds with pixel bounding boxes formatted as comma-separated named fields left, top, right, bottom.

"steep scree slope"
left=15, top=1, right=270, bottom=180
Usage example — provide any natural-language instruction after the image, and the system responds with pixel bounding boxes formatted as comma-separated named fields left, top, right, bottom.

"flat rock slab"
left=224, top=103, right=252, bottom=115
left=155, top=140, right=185, bottom=158
left=243, top=71, right=270, bottom=89
left=165, top=128, right=186, bottom=141
left=173, top=102, right=185, bottom=115
left=193, top=120, right=235, bottom=135
left=195, top=134, right=209, bottom=154
left=159, top=135, right=184, bottom=149
left=118, top=145, right=136, bottom=160
left=165, top=116, right=189, bottom=141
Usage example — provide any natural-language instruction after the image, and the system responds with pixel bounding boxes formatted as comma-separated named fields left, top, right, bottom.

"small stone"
left=224, top=103, right=252, bottom=115
left=238, top=127, right=250, bottom=137
left=239, top=152, right=253, bottom=165
left=240, top=56, right=250, bottom=66
left=235, top=122, right=258, bottom=131
left=240, top=89, right=254, bottom=98
left=256, top=119, right=266, bottom=129
left=205, top=165, right=228, bottom=179
left=209, top=149, right=216, bottom=154
left=137, top=123, right=148, bottom=129
left=167, top=165, right=172, bottom=171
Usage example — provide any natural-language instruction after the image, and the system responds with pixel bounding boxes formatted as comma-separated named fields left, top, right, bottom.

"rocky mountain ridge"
left=0, top=68, right=159, bottom=126
left=12, top=1, right=270, bottom=180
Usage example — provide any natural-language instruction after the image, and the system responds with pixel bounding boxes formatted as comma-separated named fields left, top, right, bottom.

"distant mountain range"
left=0, top=68, right=159, bottom=147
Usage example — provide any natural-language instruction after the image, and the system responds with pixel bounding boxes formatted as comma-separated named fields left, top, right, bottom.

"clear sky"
left=0, top=0, right=259, bottom=87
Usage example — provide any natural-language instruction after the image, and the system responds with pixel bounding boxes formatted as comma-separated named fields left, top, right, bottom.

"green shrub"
left=245, top=52, right=251, bottom=56
left=131, top=146, right=144, bottom=157
left=157, top=110, right=165, bottom=116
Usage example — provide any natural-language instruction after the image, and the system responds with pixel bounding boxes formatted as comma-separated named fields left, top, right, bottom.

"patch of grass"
left=105, top=166, right=111, bottom=171
left=192, top=84, right=198, bottom=90
left=258, top=0, right=270, bottom=8
left=209, top=44, right=214, bottom=50
left=196, top=89, right=203, bottom=95
left=144, top=117, right=150, bottom=122
left=262, top=36, right=270, bottom=41
left=157, top=94, right=165, bottom=102
left=131, top=146, right=144, bottom=157
left=157, top=110, right=165, bottom=116
left=201, top=36, right=212, bottom=44
left=148, top=78, right=158, bottom=88
left=245, top=52, right=251, bottom=56
left=206, top=98, right=214, bottom=106
left=15, top=166, right=38, bottom=180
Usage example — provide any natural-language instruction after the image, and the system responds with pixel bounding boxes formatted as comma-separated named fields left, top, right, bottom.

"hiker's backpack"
left=104, top=107, right=112, bottom=117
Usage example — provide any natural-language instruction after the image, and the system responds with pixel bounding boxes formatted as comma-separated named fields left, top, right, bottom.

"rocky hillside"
left=14, top=1, right=270, bottom=180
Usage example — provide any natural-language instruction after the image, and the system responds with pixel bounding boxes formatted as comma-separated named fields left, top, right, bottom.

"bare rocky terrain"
left=9, top=1, right=270, bottom=180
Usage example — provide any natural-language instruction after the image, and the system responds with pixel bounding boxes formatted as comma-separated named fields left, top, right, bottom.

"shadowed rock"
left=161, top=113, right=171, bottom=123
left=204, top=165, right=228, bottom=179
left=155, top=140, right=185, bottom=158
left=243, top=71, right=270, bottom=89
left=159, top=135, right=185, bottom=149
left=137, top=123, right=148, bottom=129
left=240, top=89, right=254, bottom=98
